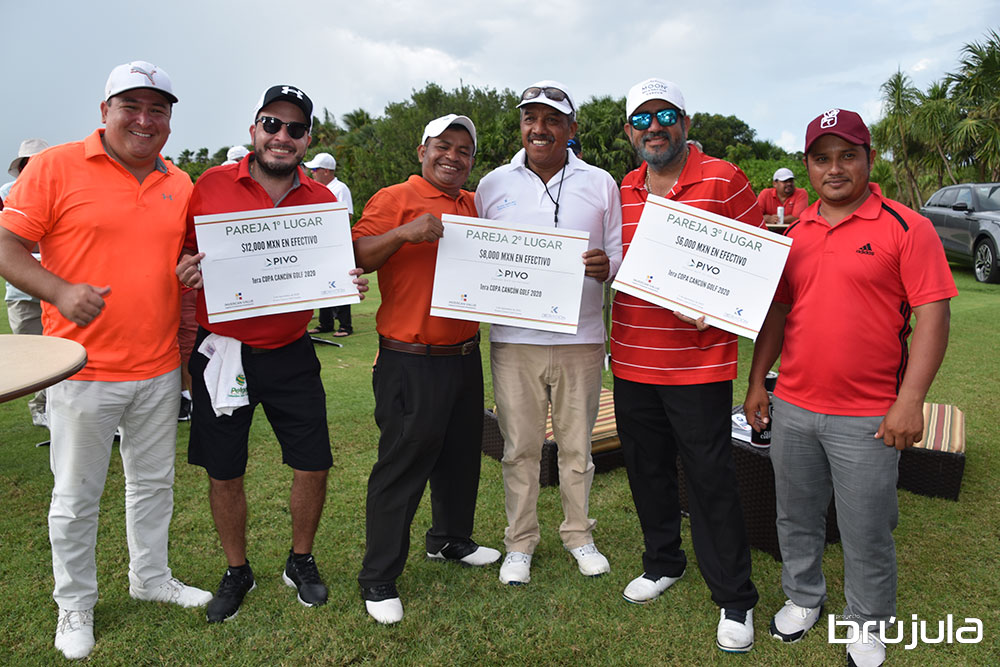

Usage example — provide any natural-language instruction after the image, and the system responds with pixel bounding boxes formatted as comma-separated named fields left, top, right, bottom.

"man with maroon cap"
left=612, top=77, right=760, bottom=653
left=743, top=109, right=956, bottom=667
left=0, top=60, right=211, bottom=660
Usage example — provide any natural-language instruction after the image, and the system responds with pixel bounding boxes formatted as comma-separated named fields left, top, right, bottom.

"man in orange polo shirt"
left=612, top=78, right=760, bottom=653
left=352, top=114, right=500, bottom=625
left=757, top=167, right=809, bottom=225
left=0, top=61, right=211, bottom=660
left=744, top=109, right=956, bottom=667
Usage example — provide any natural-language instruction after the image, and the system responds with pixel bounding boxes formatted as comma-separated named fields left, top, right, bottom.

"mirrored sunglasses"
left=629, top=108, right=680, bottom=131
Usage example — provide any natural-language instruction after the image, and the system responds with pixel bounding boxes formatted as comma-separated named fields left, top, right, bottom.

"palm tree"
left=912, top=80, right=959, bottom=188
left=878, top=70, right=923, bottom=208
left=948, top=29, right=1000, bottom=180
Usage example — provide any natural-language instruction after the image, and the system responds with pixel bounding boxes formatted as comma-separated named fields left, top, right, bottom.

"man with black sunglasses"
left=475, top=80, right=622, bottom=586
left=175, top=85, right=368, bottom=623
left=612, top=78, right=762, bottom=653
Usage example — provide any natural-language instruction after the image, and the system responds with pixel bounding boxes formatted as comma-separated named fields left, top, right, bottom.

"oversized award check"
left=612, top=194, right=792, bottom=340
left=194, top=202, right=360, bottom=323
left=430, top=215, right=589, bottom=334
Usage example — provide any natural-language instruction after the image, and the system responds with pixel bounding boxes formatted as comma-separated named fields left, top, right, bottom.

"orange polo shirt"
left=0, top=129, right=192, bottom=381
left=757, top=187, right=809, bottom=218
left=352, top=175, right=479, bottom=345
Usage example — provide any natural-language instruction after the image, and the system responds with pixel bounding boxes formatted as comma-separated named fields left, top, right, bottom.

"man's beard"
left=255, top=150, right=300, bottom=178
left=636, top=131, right=686, bottom=170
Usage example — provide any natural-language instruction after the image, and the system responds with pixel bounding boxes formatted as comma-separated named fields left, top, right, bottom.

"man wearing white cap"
left=352, top=113, right=500, bottom=625
left=757, top=167, right=809, bottom=225
left=222, top=145, right=249, bottom=165
left=2, top=138, right=51, bottom=427
left=304, top=152, right=355, bottom=336
left=0, top=60, right=211, bottom=660
left=611, top=78, right=761, bottom=653
left=475, top=80, right=622, bottom=585
left=176, top=85, right=368, bottom=623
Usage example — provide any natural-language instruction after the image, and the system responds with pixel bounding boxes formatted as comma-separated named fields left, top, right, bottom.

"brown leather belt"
left=379, top=333, right=479, bottom=357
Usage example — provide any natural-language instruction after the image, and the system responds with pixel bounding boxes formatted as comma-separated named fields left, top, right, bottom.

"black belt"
left=379, top=333, right=479, bottom=356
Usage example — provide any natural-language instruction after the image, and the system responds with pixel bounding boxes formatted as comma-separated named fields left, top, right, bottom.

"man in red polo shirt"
left=757, top=167, right=809, bottom=225
left=743, top=109, right=956, bottom=667
left=612, top=78, right=760, bottom=653
left=352, top=114, right=500, bottom=625
left=175, top=85, right=367, bottom=624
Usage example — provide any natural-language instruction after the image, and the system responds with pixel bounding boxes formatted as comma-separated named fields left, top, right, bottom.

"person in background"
left=2, top=138, right=51, bottom=427
left=757, top=167, right=809, bottom=225
left=304, top=152, right=355, bottom=336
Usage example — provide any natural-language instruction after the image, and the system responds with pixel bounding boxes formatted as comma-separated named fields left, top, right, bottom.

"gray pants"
left=771, top=395, right=900, bottom=623
left=6, top=298, right=46, bottom=419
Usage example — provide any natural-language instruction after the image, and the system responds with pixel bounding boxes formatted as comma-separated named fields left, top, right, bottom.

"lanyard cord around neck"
left=538, top=156, right=568, bottom=226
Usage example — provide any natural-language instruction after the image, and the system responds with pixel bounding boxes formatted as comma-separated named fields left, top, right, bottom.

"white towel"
left=197, top=333, right=249, bottom=417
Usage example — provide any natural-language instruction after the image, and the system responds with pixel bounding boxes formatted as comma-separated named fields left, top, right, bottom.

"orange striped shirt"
left=611, top=146, right=763, bottom=385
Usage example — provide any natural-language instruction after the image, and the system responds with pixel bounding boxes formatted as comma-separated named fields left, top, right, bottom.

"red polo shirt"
left=773, top=183, right=957, bottom=415
left=757, top=187, right=809, bottom=218
left=184, top=156, right=337, bottom=348
left=611, top=146, right=764, bottom=385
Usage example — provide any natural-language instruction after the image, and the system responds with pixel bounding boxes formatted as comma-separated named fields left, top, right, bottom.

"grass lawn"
left=0, top=265, right=997, bottom=665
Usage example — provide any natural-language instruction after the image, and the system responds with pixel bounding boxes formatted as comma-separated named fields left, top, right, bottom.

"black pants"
left=358, top=346, right=484, bottom=588
left=317, top=305, right=352, bottom=333
left=614, top=376, right=758, bottom=610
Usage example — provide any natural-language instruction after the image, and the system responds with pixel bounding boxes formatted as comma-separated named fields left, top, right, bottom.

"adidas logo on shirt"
left=856, top=243, right=875, bottom=256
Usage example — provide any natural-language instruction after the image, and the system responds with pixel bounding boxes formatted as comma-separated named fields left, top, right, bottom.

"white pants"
left=47, top=369, right=180, bottom=610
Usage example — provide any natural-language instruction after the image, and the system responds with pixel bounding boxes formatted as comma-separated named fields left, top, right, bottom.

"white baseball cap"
left=105, top=60, right=177, bottom=104
left=226, top=145, right=249, bottom=162
left=517, top=80, right=575, bottom=117
left=304, top=152, right=337, bottom=170
left=421, top=114, right=477, bottom=156
left=773, top=167, right=795, bottom=181
left=8, top=138, right=50, bottom=177
left=626, top=78, right=685, bottom=118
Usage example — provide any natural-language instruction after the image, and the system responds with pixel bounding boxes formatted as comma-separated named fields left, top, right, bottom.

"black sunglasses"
left=256, top=116, right=309, bottom=139
left=520, top=86, right=575, bottom=111
left=629, top=108, right=681, bottom=131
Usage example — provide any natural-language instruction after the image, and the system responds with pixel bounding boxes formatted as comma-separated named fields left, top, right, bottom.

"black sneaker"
left=282, top=551, right=328, bottom=607
left=178, top=396, right=192, bottom=422
left=206, top=563, right=255, bottom=623
left=426, top=540, right=500, bottom=566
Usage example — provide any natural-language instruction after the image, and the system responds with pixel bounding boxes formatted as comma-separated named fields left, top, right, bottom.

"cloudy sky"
left=4, top=0, right=998, bottom=169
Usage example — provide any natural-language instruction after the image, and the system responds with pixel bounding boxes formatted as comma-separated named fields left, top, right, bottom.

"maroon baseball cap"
left=804, top=109, right=870, bottom=154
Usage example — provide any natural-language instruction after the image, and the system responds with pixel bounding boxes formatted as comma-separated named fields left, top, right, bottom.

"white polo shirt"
left=327, top=177, right=354, bottom=217
left=475, top=148, right=622, bottom=345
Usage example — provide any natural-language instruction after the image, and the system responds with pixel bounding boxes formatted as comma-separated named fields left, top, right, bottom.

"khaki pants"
left=491, top=342, right=604, bottom=554
left=6, top=298, right=46, bottom=418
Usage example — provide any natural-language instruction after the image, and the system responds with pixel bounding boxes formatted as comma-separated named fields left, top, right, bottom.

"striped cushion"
left=545, top=388, right=620, bottom=454
left=916, top=403, right=965, bottom=454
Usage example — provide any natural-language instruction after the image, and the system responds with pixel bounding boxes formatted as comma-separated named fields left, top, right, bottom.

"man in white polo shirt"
left=304, top=152, right=355, bottom=336
left=475, top=80, right=622, bottom=586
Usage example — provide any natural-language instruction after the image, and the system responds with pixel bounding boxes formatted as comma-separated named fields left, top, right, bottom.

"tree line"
left=169, top=28, right=1000, bottom=214
left=169, top=83, right=798, bottom=214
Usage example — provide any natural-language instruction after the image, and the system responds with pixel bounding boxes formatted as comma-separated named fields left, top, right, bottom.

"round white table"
left=0, top=334, right=87, bottom=403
